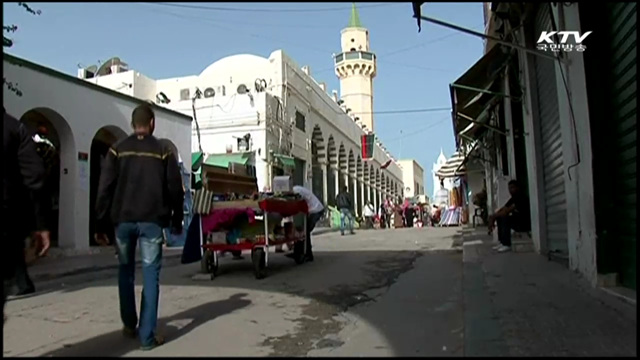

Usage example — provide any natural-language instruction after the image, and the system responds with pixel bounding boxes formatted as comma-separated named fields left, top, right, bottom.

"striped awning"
left=436, top=152, right=466, bottom=178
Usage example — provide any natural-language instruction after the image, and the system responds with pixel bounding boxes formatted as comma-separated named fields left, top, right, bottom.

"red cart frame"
left=200, top=198, right=309, bottom=279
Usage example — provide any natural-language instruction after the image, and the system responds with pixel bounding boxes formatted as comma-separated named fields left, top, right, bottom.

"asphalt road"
left=3, top=227, right=464, bottom=357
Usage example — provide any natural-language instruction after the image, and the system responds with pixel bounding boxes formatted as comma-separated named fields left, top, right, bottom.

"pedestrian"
left=292, top=185, right=324, bottom=261
left=378, top=203, right=386, bottom=229
left=487, top=180, right=531, bottom=253
left=335, top=186, right=355, bottom=236
left=3, top=108, right=51, bottom=324
left=362, top=201, right=375, bottom=229
left=94, top=103, right=184, bottom=350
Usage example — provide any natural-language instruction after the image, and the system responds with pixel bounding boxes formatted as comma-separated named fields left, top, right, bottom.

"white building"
left=431, top=149, right=455, bottom=199
left=83, top=5, right=409, bottom=215
left=397, top=159, right=425, bottom=199
left=3, top=54, right=192, bottom=251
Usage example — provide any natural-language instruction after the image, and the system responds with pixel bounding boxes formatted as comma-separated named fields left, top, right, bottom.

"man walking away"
left=95, top=104, right=184, bottom=351
left=3, top=108, right=51, bottom=324
left=336, top=186, right=355, bottom=236
left=487, top=180, right=531, bottom=253
left=292, top=185, right=325, bottom=262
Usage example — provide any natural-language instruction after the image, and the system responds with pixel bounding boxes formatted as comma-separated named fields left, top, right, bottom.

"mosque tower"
left=334, top=3, right=377, bottom=132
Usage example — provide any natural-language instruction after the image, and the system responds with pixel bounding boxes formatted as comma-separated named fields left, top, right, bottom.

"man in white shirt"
left=292, top=185, right=325, bottom=262
left=362, top=201, right=375, bottom=229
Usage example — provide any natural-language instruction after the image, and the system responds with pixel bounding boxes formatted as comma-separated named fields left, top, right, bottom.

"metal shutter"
left=607, top=3, right=637, bottom=289
left=532, top=5, right=569, bottom=257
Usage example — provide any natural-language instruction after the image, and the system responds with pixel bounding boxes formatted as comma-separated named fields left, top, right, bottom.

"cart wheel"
left=252, top=248, right=267, bottom=280
left=293, top=241, right=305, bottom=265
left=201, top=250, right=213, bottom=274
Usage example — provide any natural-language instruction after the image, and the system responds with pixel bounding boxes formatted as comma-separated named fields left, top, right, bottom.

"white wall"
left=4, top=55, right=192, bottom=251
left=398, top=159, right=425, bottom=198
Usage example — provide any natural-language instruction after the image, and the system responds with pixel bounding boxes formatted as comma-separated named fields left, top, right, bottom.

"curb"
left=31, top=252, right=184, bottom=282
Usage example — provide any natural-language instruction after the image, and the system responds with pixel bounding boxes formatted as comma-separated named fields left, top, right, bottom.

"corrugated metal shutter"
left=606, top=3, right=637, bottom=289
left=532, top=5, right=569, bottom=256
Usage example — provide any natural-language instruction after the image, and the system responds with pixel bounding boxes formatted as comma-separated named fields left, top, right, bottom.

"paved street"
left=3, top=227, right=636, bottom=357
left=3, top=228, right=464, bottom=357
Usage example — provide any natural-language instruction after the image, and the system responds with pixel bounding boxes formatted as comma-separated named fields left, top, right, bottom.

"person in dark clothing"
left=488, top=180, right=531, bottom=253
left=94, top=104, right=184, bottom=351
left=3, top=108, right=50, bottom=324
left=335, top=186, right=355, bottom=236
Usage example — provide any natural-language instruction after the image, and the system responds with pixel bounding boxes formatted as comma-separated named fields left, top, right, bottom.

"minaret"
left=334, top=3, right=377, bottom=132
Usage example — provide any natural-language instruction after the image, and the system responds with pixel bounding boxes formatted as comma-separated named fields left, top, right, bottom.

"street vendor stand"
left=199, top=197, right=309, bottom=280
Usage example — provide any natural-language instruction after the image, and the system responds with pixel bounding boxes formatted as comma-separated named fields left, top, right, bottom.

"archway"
left=311, top=125, right=325, bottom=203
left=326, top=136, right=337, bottom=206
left=338, top=144, right=347, bottom=192
left=89, top=125, right=127, bottom=246
left=20, top=108, right=75, bottom=248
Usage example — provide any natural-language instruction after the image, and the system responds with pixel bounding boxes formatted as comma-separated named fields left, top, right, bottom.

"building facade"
left=4, top=54, right=192, bottom=251
left=397, top=159, right=425, bottom=199
left=439, top=3, right=636, bottom=292
left=84, top=5, right=415, bottom=216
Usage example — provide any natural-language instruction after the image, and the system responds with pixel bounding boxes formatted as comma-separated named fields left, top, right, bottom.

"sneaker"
left=492, top=244, right=503, bottom=250
left=140, top=334, right=165, bottom=351
left=497, top=245, right=511, bottom=253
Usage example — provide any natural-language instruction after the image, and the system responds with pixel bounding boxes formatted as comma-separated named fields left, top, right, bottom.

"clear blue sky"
left=4, top=2, right=484, bottom=195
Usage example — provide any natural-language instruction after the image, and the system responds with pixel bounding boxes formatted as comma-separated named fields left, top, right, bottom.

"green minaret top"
left=347, top=2, right=363, bottom=28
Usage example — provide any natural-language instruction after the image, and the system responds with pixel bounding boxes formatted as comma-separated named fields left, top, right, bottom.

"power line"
left=352, top=107, right=451, bottom=115
left=149, top=2, right=398, bottom=13
left=385, top=117, right=451, bottom=143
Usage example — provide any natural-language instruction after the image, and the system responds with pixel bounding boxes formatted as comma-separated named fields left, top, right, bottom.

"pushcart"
left=200, top=197, right=309, bottom=280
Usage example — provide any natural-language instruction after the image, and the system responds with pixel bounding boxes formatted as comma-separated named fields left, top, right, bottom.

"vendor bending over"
left=488, top=180, right=531, bottom=253
left=292, top=185, right=325, bottom=262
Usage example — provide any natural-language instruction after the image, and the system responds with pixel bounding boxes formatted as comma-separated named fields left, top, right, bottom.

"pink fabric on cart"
left=201, top=208, right=256, bottom=234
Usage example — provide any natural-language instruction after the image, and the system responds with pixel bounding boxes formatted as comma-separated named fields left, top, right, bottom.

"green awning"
left=204, top=152, right=251, bottom=168
left=273, top=154, right=296, bottom=168
left=191, top=152, right=204, bottom=172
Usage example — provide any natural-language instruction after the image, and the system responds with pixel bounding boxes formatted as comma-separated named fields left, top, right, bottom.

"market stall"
left=181, top=159, right=310, bottom=280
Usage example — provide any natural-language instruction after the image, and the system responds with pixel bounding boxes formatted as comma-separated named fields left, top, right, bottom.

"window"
left=351, top=38, right=355, bottom=42
left=180, top=88, right=190, bottom=101
left=334, top=53, right=344, bottom=64
left=345, top=51, right=359, bottom=60
left=295, top=111, right=306, bottom=132
left=361, top=52, right=374, bottom=60
left=350, top=48, right=357, bottom=52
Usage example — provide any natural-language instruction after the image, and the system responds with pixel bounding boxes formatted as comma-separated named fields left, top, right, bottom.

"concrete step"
left=511, top=232, right=534, bottom=253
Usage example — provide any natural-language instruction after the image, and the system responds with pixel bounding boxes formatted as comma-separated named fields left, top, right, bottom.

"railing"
left=334, top=51, right=376, bottom=65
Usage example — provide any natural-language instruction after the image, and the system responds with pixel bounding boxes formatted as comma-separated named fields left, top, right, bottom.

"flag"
left=380, top=159, right=393, bottom=169
left=361, top=134, right=375, bottom=159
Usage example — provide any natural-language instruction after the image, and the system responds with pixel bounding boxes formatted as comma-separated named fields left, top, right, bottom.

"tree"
left=3, top=2, right=41, bottom=97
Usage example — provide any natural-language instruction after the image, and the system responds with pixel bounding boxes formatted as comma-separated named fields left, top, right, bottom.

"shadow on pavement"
left=40, top=293, right=251, bottom=357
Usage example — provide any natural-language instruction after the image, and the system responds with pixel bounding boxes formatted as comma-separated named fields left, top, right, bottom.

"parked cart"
left=199, top=197, right=309, bottom=280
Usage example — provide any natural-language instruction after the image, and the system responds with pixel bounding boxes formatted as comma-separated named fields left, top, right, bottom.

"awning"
left=436, top=152, right=466, bottom=178
left=191, top=151, right=204, bottom=172
left=273, top=154, right=296, bottom=168
left=204, top=152, right=252, bottom=168
left=449, top=44, right=511, bottom=147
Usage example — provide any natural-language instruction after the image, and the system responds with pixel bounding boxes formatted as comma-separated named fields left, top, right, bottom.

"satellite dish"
left=237, top=84, right=248, bottom=94
left=96, top=56, right=122, bottom=76
left=204, top=87, right=215, bottom=98
left=86, top=65, right=98, bottom=74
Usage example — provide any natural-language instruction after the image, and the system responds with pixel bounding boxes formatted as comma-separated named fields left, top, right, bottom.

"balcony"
left=334, top=51, right=376, bottom=65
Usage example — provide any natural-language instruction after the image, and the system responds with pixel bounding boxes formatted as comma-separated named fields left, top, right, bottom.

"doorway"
left=89, top=126, right=127, bottom=246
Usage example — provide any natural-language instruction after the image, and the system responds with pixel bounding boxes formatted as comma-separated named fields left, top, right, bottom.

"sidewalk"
left=462, top=227, right=636, bottom=357
left=28, top=247, right=184, bottom=282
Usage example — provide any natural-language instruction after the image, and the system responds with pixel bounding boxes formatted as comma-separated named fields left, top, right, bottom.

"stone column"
left=360, top=180, right=365, bottom=209
left=321, top=163, right=328, bottom=205
left=352, top=176, right=359, bottom=216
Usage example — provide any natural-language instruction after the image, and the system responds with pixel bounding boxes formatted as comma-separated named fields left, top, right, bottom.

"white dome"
left=200, top=54, right=269, bottom=77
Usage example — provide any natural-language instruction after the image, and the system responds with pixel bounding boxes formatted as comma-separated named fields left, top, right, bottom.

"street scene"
left=4, top=228, right=636, bottom=357
left=3, top=1, right=637, bottom=357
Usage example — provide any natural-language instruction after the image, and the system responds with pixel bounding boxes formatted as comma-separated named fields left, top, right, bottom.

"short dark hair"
left=131, top=104, right=155, bottom=127
left=508, top=180, right=520, bottom=187
left=342, top=186, right=348, bottom=192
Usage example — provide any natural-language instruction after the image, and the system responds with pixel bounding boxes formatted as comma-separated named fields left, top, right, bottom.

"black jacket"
left=336, top=191, right=352, bottom=210
left=94, top=133, right=184, bottom=232
left=3, top=111, right=48, bottom=233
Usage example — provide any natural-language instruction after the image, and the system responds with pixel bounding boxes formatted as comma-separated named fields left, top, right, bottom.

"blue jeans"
left=115, top=222, right=164, bottom=347
left=340, top=208, right=354, bottom=234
